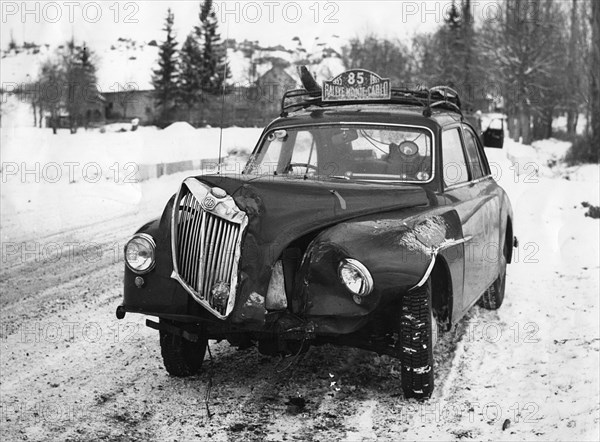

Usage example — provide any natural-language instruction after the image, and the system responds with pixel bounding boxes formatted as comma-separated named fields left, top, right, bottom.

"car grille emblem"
left=202, top=196, right=217, bottom=210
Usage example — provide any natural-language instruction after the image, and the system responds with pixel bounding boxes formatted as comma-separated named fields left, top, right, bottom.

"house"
left=103, top=89, right=157, bottom=124
left=253, top=65, right=298, bottom=119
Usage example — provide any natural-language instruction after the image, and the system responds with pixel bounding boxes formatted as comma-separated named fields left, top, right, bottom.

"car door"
left=461, top=123, right=502, bottom=306
left=440, top=126, right=489, bottom=310
left=483, top=118, right=504, bottom=148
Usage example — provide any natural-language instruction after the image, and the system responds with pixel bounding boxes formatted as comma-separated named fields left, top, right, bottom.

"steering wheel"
left=287, top=163, right=318, bottom=173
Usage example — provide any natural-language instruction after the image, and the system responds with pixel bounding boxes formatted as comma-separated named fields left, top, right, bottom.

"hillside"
left=0, top=36, right=346, bottom=93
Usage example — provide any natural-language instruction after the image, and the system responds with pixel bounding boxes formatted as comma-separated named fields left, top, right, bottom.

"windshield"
left=245, top=125, right=433, bottom=182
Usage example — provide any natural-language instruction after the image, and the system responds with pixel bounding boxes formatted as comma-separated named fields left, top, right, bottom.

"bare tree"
left=482, top=0, right=562, bottom=144
left=532, top=0, right=570, bottom=140
left=566, top=0, right=582, bottom=135
left=342, top=34, right=414, bottom=86
left=35, top=59, right=64, bottom=134
left=591, top=0, right=600, bottom=155
left=411, top=0, right=481, bottom=109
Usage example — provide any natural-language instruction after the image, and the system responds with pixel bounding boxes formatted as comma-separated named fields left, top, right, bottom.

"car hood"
left=196, top=174, right=430, bottom=247
left=188, top=174, right=430, bottom=323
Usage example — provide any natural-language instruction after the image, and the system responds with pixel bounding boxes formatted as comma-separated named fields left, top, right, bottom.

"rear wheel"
left=159, top=320, right=208, bottom=377
left=479, top=234, right=508, bottom=310
left=398, top=279, right=434, bottom=400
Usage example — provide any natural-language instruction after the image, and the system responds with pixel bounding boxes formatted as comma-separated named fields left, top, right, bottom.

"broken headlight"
left=338, top=258, right=373, bottom=300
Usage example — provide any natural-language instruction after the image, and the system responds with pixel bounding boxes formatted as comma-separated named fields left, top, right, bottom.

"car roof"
left=268, top=103, right=463, bottom=132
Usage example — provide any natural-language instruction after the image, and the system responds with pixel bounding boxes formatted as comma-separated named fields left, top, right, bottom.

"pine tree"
left=152, top=8, right=179, bottom=125
left=461, top=0, right=476, bottom=109
left=435, top=1, right=465, bottom=88
left=178, top=32, right=203, bottom=122
left=195, top=0, right=229, bottom=93
left=63, top=39, right=98, bottom=133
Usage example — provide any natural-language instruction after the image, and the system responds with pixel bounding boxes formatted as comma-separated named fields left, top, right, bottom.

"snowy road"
left=1, top=138, right=599, bottom=441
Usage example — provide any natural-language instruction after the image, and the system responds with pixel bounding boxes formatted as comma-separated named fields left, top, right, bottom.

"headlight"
left=338, top=258, right=373, bottom=298
left=124, top=233, right=156, bottom=274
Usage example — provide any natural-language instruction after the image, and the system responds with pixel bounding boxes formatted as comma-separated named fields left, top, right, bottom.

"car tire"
left=159, top=321, right=208, bottom=377
left=398, top=279, right=434, bottom=400
left=478, top=233, right=508, bottom=310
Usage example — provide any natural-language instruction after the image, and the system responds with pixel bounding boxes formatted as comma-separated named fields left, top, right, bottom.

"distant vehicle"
left=116, top=69, right=517, bottom=399
left=483, top=117, right=505, bottom=148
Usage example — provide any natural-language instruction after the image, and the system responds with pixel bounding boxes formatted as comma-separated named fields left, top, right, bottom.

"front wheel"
left=398, top=280, right=434, bottom=400
left=159, top=320, right=208, bottom=377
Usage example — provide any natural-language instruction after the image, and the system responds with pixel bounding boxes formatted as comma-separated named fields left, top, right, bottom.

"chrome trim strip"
left=444, top=174, right=493, bottom=192
left=246, top=122, right=437, bottom=185
left=411, top=250, right=438, bottom=291
left=409, top=236, right=473, bottom=291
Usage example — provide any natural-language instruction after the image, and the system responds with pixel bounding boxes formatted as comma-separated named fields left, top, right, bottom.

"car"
left=116, top=68, right=516, bottom=400
left=482, top=116, right=505, bottom=148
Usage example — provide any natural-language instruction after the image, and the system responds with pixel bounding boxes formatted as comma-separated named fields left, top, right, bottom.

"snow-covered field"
left=1, top=121, right=598, bottom=440
left=0, top=123, right=260, bottom=172
left=0, top=122, right=261, bottom=242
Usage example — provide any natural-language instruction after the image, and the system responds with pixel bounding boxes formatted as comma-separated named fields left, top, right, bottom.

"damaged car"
left=116, top=69, right=516, bottom=399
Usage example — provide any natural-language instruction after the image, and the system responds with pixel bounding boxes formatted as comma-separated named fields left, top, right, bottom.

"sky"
left=0, top=1, right=503, bottom=51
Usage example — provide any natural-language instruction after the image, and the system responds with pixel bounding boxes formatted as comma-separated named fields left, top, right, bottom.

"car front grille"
left=172, top=179, right=247, bottom=318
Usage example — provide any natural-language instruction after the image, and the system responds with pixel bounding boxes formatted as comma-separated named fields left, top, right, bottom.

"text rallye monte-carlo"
left=116, top=69, right=517, bottom=399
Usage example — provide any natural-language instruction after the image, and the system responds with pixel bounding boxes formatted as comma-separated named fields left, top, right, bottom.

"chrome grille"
left=172, top=180, right=247, bottom=318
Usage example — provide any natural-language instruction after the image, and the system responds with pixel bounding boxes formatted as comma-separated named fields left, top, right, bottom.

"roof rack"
left=280, top=85, right=462, bottom=118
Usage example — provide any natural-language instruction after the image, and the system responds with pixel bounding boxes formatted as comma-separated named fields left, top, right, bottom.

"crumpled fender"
left=194, top=175, right=429, bottom=326
left=295, top=209, right=465, bottom=331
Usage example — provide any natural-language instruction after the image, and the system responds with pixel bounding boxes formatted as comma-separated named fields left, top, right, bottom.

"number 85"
left=348, top=72, right=365, bottom=85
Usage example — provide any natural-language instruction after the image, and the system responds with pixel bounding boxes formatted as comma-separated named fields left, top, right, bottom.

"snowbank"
left=163, top=121, right=196, bottom=133
left=0, top=125, right=262, bottom=181
left=504, top=137, right=599, bottom=187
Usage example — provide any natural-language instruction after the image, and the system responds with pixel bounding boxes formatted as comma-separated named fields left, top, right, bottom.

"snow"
left=1, top=114, right=598, bottom=439
left=1, top=123, right=261, bottom=242
left=0, top=41, right=158, bottom=92
left=552, top=114, right=587, bottom=136
left=2, top=38, right=346, bottom=96
left=0, top=47, right=51, bottom=85
left=95, top=42, right=158, bottom=91
left=227, top=48, right=252, bottom=84
left=501, top=137, right=600, bottom=185
left=0, top=125, right=261, bottom=170
left=163, top=121, right=196, bottom=133
left=0, top=93, right=32, bottom=128
left=398, top=143, right=599, bottom=440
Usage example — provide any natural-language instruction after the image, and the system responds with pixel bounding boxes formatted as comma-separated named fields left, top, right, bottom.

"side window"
left=462, top=126, right=484, bottom=179
left=442, top=128, right=469, bottom=186
left=290, top=131, right=317, bottom=165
